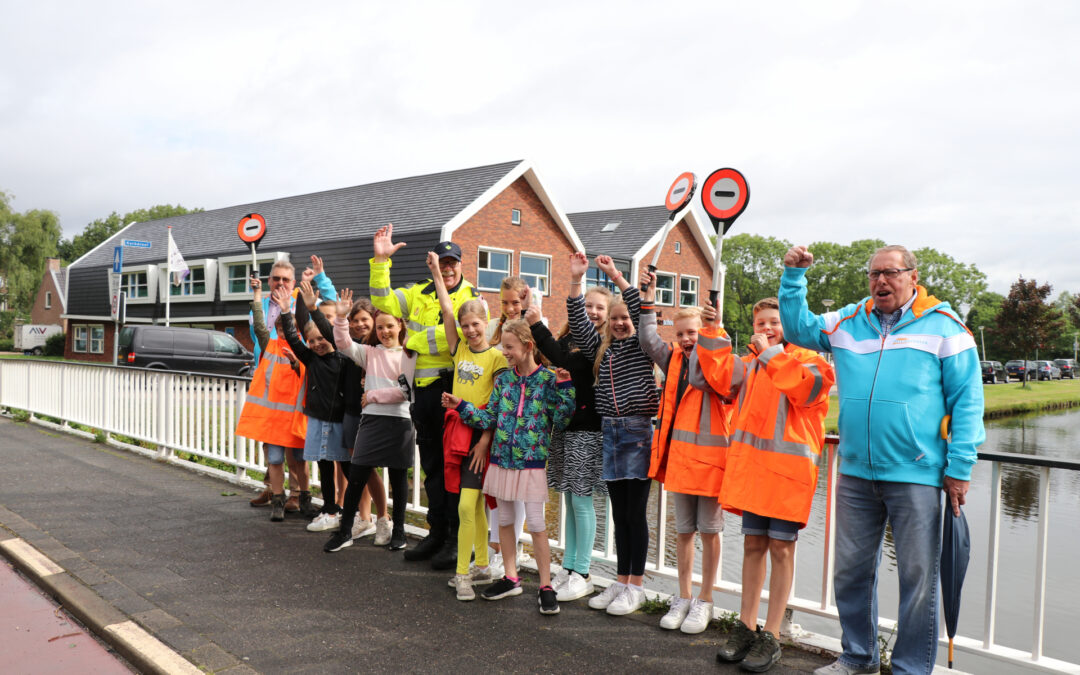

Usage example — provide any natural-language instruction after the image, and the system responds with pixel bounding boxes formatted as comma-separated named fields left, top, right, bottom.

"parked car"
left=117, top=325, right=254, bottom=377
left=1055, top=358, right=1077, bottom=379
left=1006, top=360, right=1037, bottom=381
left=1035, top=360, right=1062, bottom=381
left=981, top=360, right=1006, bottom=384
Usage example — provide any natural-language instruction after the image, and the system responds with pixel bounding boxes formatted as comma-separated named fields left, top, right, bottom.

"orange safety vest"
left=648, top=345, right=733, bottom=497
left=696, top=328, right=833, bottom=527
left=235, top=336, right=308, bottom=448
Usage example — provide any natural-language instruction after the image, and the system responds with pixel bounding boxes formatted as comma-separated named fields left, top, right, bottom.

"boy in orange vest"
left=697, top=298, right=833, bottom=673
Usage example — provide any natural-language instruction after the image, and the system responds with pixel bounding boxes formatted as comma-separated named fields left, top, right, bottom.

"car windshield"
left=1006, top=361, right=1023, bottom=367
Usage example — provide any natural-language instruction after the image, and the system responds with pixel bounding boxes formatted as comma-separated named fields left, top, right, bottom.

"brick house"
left=61, top=160, right=584, bottom=363
left=30, top=258, right=67, bottom=330
left=568, top=205, right=716, bottom=341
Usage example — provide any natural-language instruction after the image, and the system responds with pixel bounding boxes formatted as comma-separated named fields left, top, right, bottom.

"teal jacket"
left=779, top=267, right=984, bottom=486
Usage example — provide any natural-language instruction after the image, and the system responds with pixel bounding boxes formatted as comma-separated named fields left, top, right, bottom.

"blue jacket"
left=248, top=271, right=337, bottom=364
left=779, top=267, right=984, bottom=486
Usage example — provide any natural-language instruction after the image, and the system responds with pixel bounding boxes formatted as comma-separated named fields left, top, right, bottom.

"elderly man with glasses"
left=778, top=244, right=984, bottom=675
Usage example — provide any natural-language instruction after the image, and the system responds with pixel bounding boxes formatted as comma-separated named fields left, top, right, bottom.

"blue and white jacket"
left=779, top=267, right=984, bottom=487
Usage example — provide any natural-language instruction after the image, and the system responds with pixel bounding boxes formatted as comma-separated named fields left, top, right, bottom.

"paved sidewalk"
left=0, top=417, right=833, bottom=674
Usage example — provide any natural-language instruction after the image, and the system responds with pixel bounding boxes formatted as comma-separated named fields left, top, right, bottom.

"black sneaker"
left=403, top=534, right=443, bottom=561
left=430, top=538, right=458, bottom=570
left=324, top=531, right=353, bottom=553
left=481, top=577, right=522, bottom=601
left=388, top=528, right=407, bottom=551
left=717, top=622, right=758, bottom=663
left=538, top=585, right=560, bottom=615
left=739, top=630, right=781, bottom=673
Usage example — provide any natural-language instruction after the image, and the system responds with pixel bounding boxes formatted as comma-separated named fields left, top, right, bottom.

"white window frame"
left=476, top=246, right=513, bottom=292
left=518, top=252, right=551, bottom=296
left=73, top=325, right=88, bottom=353
left=674, top=241, right=681, bottom=254
left=156, top=259, right=217, bottom=303
left=511, top=209, right=521, bottom=225
left=121, top=265, right=159, bottom=304
left=217, top=252, right=289, bottom=301
left=679, top=275, right=699, bottom=307
left=655, top=272, right=676, bottom=306
left=45, top=291, right=52, bottom=309
left=89, top=324, right=105, bottom=354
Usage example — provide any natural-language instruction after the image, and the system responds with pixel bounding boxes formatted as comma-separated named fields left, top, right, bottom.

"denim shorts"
left=264, top=443, right=302, bottom=466
left=601, top=416, right=653, bottom=481
left=742, top=510, right=800, bottom=541
left=303, top=418, right=350, bottom=462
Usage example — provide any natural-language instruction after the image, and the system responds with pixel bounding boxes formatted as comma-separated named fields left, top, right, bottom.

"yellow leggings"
left=457, top=488, right=489, bottom=575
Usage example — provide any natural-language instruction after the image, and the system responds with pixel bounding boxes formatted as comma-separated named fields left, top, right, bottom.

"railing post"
left=1032, top=465, right=1051, bottom=661
left=157, top=373, right=172, bottom=460
left=821, top=442, right=838, bottom=610
left=655, top=485, right=668, bottom=572
left=983, top=461, right=1002, bottom=648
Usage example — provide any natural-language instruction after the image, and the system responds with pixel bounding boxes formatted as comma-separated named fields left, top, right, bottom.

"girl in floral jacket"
left=442, top=318, right=575, bottom=615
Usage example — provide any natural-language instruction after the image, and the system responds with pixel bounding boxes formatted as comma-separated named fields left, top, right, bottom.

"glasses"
left=867, top=267, right=914, bottom=281
left=270, top=276, right=293, bottom=283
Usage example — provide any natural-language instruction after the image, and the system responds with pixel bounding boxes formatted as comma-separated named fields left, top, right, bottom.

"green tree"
left=0, top=191, right=62, bottom=313
left=803, top=239, right=886, bottom=311
left=58, top=204, right=201, bottom=263
left=995, top=277, right=1064, bottom=386
left=719, top=233, right=792, bottom=347
left=966, top=291, right=1007, bottom=362
left=912, top=247, right=987, bottom=315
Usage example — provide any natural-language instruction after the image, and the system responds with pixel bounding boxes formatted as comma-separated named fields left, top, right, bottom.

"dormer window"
left=602, top=222, right=620, bottom=232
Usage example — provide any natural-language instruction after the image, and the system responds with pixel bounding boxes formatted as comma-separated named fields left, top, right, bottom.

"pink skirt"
left=483, top=465, right=549, bottom=503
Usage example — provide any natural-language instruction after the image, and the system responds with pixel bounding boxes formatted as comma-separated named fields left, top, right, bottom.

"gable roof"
left=568, top=205, right=716, bottom=263
left=50, top=268, right=67, bottom=310
left=70, top=160, right=525, bottom=269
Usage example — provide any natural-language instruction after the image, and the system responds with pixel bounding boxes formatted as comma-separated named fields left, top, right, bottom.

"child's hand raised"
left=595, top=255, right=618, bottom=277
left=441, top=392, right=461, bottom=409
left=568, top=251, right=589, bottom=280
left=309, top=255, right=324, bottom=276
left=554, top=367, right=571, bottom=383
left=336, top=288, right=353, bottom=316
left=271, top=286, right=292, bottom=311
left=701, top=302, right=719, bottom=326
left=524, top=305, right=542, bottom=326
left=301, top=267, right=315, bottom=284
left=250, top=276, right=262, bottom=300
left=298, top=280, right=318, bottom=310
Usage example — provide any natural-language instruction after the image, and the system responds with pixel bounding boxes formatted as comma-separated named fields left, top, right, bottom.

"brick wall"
left=30, top=272, right=65, bottom=328
left=453, top=177, right=578, bottom=333
left=639, top=218, right=714, bottom=343
left=64, top=322, right=116, bottom=362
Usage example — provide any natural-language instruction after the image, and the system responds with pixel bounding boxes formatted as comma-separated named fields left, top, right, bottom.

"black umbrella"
left=941, top=504, right=970, bottom=668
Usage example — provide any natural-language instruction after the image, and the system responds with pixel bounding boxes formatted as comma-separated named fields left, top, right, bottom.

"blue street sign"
left=122, top=239, right=152, bottom=249
left=112, top=246, right=123, bottom=274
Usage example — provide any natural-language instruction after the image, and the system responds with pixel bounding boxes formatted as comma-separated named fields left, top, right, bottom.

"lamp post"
left=1074, top=332, right=1078, bottom=362
left=821, top=300, right=835, bottom=363
left=979, top=326, right=986, bottom=362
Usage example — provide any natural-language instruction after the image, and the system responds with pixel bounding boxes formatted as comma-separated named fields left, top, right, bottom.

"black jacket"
left=281, top=311, right=346, bottom=423
left=530, top=321, right=601, bottom=432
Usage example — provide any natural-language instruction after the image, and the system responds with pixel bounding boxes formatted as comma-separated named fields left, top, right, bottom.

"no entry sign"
left=701, top=168, right=749, bottom=234
left=664, top=172, right=697, bottom=213
left=237, top=213, right=267, bottom=245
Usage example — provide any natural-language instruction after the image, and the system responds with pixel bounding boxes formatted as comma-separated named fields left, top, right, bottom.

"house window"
left=169, top=266, right=206, bottom=297
left=227, top=261, right=274, bottom=294
left=519, top=254, right=550, bottom=295
left=45, top=291, right=52, bottom=309
left=511, top=209, right=521, bottom=225
left=73, top=325, right=88, bottom=353
left=674, top=241, right=681, bottom=254
left=680, top=276, right=699, bottom=306
left=655, top=273, right=675, bottom=306
left=122, top=271, right=149, bottom=298
left=477, top=248, right=511, bottom=291
left=89, top=326, right=105, bottom=354
left=585, top=258, right=632, bottom=293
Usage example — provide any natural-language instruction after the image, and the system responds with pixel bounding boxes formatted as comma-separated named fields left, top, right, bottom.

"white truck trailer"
left=14, top=324, right=62, bottom=355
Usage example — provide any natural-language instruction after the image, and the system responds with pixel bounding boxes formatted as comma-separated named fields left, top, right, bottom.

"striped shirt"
left=567, top=286, right=659, bottom=419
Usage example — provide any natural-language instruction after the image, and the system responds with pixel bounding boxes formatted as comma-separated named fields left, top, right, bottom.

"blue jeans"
left=834, top=475, right=943, bottom=675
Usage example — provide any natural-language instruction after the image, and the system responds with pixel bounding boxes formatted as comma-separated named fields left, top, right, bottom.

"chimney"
left=46, top=257, right=60, bottom=272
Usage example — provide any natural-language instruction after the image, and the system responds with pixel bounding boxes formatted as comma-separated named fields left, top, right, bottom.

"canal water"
left=578, top=407, right=1080, bottom=672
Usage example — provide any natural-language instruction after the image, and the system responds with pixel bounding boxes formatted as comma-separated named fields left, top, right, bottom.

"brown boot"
left=250, top=487, right=272, bottom=507
left=270, top=494, right=286, bottom=522
left=284, top=492, right=300, bottom=513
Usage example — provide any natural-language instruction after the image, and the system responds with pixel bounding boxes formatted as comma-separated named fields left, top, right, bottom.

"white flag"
left=168, top=229, right=189, bottom=287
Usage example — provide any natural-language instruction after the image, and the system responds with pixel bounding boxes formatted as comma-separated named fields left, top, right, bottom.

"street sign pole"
left=237, top=213, right=268, bottom=286
left=700, top=168, right=750, bottom=326
left=641, top=172, right=697, bottom=292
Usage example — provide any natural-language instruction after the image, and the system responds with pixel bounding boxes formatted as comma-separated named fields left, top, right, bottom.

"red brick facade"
left=640, top=218, right=714, bottom=342
left=30, top=259, right=65, bottom=329
left=454, top=177, right=578, bottom=332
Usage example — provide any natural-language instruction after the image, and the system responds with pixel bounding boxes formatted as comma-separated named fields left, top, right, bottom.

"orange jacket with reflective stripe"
left=648, top=346, right=734, bottom=497
left=235, top=336, right=308, bottom=448
left=695, top=327, right=833, bottom=527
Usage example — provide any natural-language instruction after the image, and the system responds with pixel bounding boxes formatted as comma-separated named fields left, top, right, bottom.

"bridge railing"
left=2, top=358, right=1077, bottom=673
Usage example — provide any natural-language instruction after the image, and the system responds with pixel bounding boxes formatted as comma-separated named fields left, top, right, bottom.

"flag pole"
left=165, top=225, right=172, bottom=326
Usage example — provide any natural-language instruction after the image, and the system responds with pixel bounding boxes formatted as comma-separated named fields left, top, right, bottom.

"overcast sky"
left=2, top=1, right=1077, bottom=297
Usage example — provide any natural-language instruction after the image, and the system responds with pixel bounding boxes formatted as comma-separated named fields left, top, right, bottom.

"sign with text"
left=122, top=239, right=151, bottom=249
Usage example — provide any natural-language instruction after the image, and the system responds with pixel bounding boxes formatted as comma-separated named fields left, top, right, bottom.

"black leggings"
left=607, top=479, right=652, bottom=577
left=316, top=460, right=350, bottom=514
left=339, top=465, right=408, bottom=535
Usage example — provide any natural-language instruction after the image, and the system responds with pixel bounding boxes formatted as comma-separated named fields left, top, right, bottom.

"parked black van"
left=117, top=326, right=254, bottom=377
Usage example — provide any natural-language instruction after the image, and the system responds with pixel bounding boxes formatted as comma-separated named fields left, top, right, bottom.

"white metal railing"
left=2, top=358, right=1078, bottom=673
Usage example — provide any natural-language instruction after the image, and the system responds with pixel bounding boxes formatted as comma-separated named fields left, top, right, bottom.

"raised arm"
left=527, top=305, right=571, bottom=368
left=331, top=289, right=367, bottom=368
left=369, top=223, right=409, bottom=318
left=778, top=245, right=832, bottom=353
left=566, top=252, right=601, bottom=358
left=636, top=270, right=672, bottom=370
left=596, top=254, right=629, bottom=292
left=427, top=251, right=459, bottom=355
left=276, top=288, right=312, bottom=364
left=309, top=255, right=337, bottom=303
left=249, top=277, right=270, bottom=353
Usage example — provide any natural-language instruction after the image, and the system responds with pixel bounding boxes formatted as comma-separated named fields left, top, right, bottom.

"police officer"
left=369, top=223, right=485, bottom=569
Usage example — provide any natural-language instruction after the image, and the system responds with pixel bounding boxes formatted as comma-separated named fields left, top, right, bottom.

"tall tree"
left=0, top=191, right=63, bottom=313
left=965, top=291, right=1006, bottom=362
left=803, top=239, right=886, bottom=311
left=995, top=277, right=1064, bottom=386
left=58, top=204, right=201, bottom=263
left=719, top=233, right=791, bottom=348
left=912, top=246, right=987, bottom=315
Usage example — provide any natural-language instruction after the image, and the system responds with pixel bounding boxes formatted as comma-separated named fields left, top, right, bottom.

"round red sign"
left=237, top=213, right=267, bottom=244
left=701, top=168, right=749, bottom=225
left=664, top=172, right=697, bottom=212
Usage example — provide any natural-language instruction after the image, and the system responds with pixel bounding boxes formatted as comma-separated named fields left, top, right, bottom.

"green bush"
left=44, top=332, right=65, bottom=356
left=0, top=338, right=13, bottom=352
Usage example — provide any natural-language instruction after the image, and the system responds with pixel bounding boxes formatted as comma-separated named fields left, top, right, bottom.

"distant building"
left=30, top=258, right=67, bottom=330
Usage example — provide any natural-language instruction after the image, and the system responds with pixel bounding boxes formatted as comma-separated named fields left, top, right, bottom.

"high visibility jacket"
left=235, top=336, right=308, bottom=448
left=369, top=258, right=486, bottom=387
left=648, top=346, right=733, bottom=497
left=695, top=328, right=833, bottom=527
left=248, top=272, right=336, bottom=365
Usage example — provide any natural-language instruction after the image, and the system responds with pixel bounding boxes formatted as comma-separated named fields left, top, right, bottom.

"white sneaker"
left=446, top=564, right=494, bottom=587
left=373, top=517, right=392, bottom=546
left=680, top=599, right=713, bottom=634
left=556, top=571, right=594, bottom=602
left=351, top=513, right=376, bottom=539
left=453, top=574, right=475, bottom=601
left=516, top=544, right=534, bottom=568
left=588, top=582, right=625, bottom=610
left=659, top=597, right=692, bottom=630
left=814, top=661, right=880, bottom=675
left=488, top=552, right=505, bottom=579
left=306, top=512, right=341, bottom=532
left=606, top=585, right=646, bottom=616
left=552, top=568, right=570, bottom=592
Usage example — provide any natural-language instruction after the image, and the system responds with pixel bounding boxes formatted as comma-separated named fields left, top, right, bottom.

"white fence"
left=1, top=358, right=1077, bottom=674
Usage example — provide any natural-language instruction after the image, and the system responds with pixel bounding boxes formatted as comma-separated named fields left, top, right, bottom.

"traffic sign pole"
left=700, top=168, right=750, bottom=324
left=237, top=214, right=268, bottom=283
left=642, top=172, right=697, bottom=292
